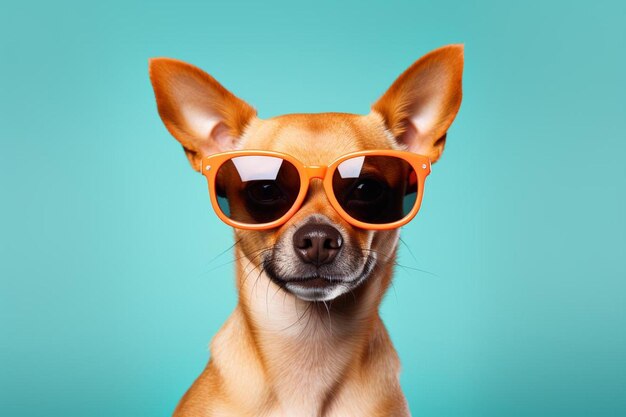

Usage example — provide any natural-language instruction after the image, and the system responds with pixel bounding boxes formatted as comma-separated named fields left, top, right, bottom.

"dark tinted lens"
left=332, top=155, right=417, bottom=224
left=215, top=156, right=301, bottom=224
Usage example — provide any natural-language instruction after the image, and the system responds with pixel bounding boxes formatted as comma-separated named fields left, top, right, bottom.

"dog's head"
left=149, top=45, right=463, bottom=302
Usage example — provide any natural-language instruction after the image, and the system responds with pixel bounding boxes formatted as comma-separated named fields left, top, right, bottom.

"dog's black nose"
left=293, top=223, right=343, bottom=266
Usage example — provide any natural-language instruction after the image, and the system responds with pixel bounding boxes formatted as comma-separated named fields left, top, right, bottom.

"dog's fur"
left=149, top=45, right=463, bottom=417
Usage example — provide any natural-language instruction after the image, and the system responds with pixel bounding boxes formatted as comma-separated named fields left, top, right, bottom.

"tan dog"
left=149, top=44, right=463, bottom=417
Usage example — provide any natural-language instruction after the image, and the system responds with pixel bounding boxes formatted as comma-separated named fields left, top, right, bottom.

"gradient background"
left=1, top=1, right=625, bottom=416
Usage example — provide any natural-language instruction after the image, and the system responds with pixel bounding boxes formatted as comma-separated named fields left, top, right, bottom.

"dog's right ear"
left=149, top=58, right=256, bottom=171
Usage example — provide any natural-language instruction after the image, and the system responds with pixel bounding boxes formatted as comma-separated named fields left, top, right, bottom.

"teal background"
left=1, top=1, right=625, bottom=416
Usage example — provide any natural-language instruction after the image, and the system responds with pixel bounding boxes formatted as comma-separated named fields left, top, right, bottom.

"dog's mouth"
left=289, top=276, right=336, bottom=289
left=264, top=255, right=376, bottom=302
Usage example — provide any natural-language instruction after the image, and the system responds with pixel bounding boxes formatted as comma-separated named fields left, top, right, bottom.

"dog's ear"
left=372, top=45, right=463, bottom=163
left=149, top=58, right=256, bottom=171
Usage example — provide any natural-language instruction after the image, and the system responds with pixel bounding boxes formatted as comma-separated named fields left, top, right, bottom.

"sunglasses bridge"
left=304, top=166, right=327, bottom=179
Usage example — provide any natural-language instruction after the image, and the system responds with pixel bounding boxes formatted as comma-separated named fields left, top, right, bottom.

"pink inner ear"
left=397, top=121, right=418, bottom=150
left=211, top=121, right=237, bottom=152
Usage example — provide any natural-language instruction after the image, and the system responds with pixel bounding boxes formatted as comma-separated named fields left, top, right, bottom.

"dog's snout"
left=293, top=223, right=343, bottom=266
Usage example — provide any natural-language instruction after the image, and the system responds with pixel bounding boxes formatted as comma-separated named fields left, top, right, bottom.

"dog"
left=149, top=44, right=463, bottom=417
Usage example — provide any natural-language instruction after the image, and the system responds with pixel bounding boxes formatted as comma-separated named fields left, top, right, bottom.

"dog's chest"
left=258, top=323, right=356, bottom=416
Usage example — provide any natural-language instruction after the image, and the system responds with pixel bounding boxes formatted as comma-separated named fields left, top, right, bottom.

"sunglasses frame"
left=201, top=149, right=431, bottom=230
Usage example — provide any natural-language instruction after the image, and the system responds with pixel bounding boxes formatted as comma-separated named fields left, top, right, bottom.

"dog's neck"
left=209, top=245, right=398, bottom=416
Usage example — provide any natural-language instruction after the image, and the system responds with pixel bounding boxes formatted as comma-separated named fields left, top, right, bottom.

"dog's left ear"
left=372, top=44, right=464, bottom=163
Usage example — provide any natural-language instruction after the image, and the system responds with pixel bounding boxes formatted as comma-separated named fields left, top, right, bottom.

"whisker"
left=359, top=247, right=438, bottom=278
left=398, top=236, right=419, bottom=264
left=322, top=300, right=332, bottom=336
left=299, top=301, right=316, bottom=338
left=204, top=238, right=242, bottom=267
left=389, top=279, right=399, bottom=302
left=347, top=285, right=357, bottom=305
left=393, top=262, right=439, bottom=278
left=198, top=245, right=270, bottom=276
left=251, top=262, right=267, bottom=299
left=280, top=301, right=313, bottom=333
left=240, top=248, right=273, bottom=288
left=283, top=287, right=288, bottom=309
left=272, top=277, right=287, bottom=301
left=265, top=266, right=273, bottom=315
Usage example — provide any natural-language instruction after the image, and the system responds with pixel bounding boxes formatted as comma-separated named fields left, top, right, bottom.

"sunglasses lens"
left=214, top=156, right=301, bottom=225
left=332, top=155, right=418, bottom=225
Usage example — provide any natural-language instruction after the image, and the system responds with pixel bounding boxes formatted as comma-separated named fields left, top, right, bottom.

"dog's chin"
left=264, top=256, right=376, bottom=302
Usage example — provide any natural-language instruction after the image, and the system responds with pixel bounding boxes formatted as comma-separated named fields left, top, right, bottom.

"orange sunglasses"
left=201, top=149, right=431, bottom=230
